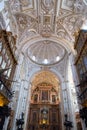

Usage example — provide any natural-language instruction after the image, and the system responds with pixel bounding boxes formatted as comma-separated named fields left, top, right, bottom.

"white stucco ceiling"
left=3, top=0, right=87, bottom=66
left=27, top=40, right=66, bottom=65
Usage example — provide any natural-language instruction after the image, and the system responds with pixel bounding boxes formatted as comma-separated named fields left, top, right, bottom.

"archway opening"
left=27, top=71, right=62, bottom=130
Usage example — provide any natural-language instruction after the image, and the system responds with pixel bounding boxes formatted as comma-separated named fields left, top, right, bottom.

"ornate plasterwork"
left=14, top=13, right=38, bottom=40
left=31, top=71, right=59, bottom=90
left=41, top=0, right=54, bottom=12
left=27, top=40, right=66, bottom=66
left=4, top=0, right=87, bottom=52
left=56, top=14, right=83, bottom=42
left=50, top=53, right=69, bottom=78
left=19, top=0, right=34, bottom=11
left=9, top=0, right=35, bottom=12
left=74, top=0, right=87, bottom=13
left=56, top=21, right=72, bottom=41
left=61, top=0, right=75, bottom=10
left=7, top=0, right=86, bottom=45
left=19, top=29, right=37, bottom=43
left=37, top=0, right=58, bottom=37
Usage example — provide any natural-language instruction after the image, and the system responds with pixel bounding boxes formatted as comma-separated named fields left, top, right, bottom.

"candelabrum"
left=64, top=114, right=73, bottom=130
left=16, top=112, right=24, bottom=130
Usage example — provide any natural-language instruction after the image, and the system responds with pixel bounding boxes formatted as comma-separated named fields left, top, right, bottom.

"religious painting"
left=42, top=90, right=48, bottom=100
left=52, top=95, right=56, bottom=103
left=34, top=94, right=38, bottom=102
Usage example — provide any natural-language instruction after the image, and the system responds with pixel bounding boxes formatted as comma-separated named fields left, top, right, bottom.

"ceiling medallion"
left=27, top=40, right=66, bottom=66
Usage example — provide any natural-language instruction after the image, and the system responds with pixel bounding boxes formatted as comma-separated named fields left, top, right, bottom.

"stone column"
left=11, top=53, right=24, bottom=130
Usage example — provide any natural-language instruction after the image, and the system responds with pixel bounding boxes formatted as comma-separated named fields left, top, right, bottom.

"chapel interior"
left=0, top=0, right=87, bottom=130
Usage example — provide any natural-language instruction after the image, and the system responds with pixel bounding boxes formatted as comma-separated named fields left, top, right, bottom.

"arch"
left=27, top=69, right=63, bottom=130
left=20, top=35, right=75, bottom=55
left=30, top=70, right=60, bottom=87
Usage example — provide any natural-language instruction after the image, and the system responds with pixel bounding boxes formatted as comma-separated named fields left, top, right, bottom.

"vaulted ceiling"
left=10, top=0, right=87, bottom=43
left=7, top=0, right=86, bottom=66
left=3, top=0, right=87, bottom=80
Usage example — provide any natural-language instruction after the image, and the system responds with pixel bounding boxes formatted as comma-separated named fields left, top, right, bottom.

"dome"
left=27, top=40, right=66, bottom=65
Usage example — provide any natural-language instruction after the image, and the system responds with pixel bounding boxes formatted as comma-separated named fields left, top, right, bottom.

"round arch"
left=20, top=35, right=75, bottom=56
left=26, top=69, right=64, bottom=130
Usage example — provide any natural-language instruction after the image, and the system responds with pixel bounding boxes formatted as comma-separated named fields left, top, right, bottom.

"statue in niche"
left=34, top=94, right=38, bottom=102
